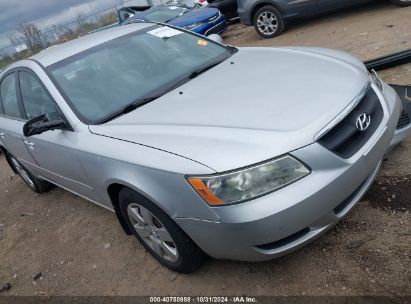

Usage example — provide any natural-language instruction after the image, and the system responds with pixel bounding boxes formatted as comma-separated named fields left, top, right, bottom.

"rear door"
left=0, top=71, right=38, bottom=168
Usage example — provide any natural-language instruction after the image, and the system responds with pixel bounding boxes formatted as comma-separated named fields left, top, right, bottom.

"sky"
left=0, top=0, right=151, bottom=51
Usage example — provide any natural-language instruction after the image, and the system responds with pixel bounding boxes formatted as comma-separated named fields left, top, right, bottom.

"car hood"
left=168, top=8, right=219, bottom=26
left=89, top=47, right=369, bottom=172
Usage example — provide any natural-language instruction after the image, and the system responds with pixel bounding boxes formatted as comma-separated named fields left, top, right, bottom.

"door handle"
left=24, top=139, right=35, bottom=147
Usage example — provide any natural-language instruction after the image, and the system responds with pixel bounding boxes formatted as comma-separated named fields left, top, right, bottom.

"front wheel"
left=8, top=154, right=52, bottom=193
left=119, top=188, right=206, bottom=273
left=389, top=0, right=411, bottom=7
left=253, top=5, right=285, bottom=39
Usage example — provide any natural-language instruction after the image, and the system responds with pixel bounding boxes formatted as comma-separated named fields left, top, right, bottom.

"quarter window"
left=0, top=73, right=22, bottom=119
left=19, top=71, right=58, bottom=119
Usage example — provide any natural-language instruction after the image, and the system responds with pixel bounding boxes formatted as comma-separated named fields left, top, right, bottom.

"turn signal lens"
left=188, top=178, right=224, bottom=205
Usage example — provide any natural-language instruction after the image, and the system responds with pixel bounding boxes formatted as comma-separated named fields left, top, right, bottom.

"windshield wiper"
left=98, top=60, right=225, bottom=124
left=160, top=60, right=226, bottom=93
left=188, top=60, right=225, bottom=79
left=98, top=96, right=160, bottom=124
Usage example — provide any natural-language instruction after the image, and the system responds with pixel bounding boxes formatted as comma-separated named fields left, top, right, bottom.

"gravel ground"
left=0, top=2, right=410, bottom=297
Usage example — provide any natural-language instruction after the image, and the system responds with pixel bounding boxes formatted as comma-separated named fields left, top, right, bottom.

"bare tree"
left=16, top=23, right=49, bottom=53
left=2, top=3, right=127, bottom=67
left=76, top=13, right=88, bottom=34
left=99, top=10, right=118, bottom=27
left=50, top=24, right=77, bottom=42
left=8, top=34, right=22, bottom=48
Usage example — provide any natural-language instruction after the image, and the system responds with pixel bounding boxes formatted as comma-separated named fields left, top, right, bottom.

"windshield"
left=144, top=7, right=186, bottom=22
left=48, top=25, right=234, bottom=124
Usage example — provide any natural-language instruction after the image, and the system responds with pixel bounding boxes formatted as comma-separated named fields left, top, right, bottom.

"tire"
left=119, top=188, right=206, bottom=273
left=7, top=153, right=53, bottom=193
left=253, top=5, right=285, bottom=39
left=389, top=0, right=411, bottom=7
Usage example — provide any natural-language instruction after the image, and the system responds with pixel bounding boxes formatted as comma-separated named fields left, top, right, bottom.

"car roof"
left=30, top=22, right=153, bottom=67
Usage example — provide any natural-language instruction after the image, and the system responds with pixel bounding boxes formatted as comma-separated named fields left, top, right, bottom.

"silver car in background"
left=0, top=23, right=409, bottom=273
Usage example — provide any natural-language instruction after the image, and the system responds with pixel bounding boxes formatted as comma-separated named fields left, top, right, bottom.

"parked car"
left=197, top=0, right=209, bottom=5
left=166, top=0, right=238, bottom=20
left=116, top=0, right=169, bottom=21
left=0, top=23, right=410, bottom=273
left=117, top=6, right=152, bottom=22
left=238, top=0, right=411, bottom=38
left=208, top=0, right=238, bottom=20
left=122, top=4, right=227, bottom=36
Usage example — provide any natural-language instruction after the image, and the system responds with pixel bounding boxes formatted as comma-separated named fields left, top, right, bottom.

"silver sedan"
left=0, top=23, right=409, bottom=273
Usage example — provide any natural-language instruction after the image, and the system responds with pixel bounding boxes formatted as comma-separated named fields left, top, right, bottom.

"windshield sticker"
left=197, top=39, right=208, bottom=46
left=148, top=27, right=182, bottom=38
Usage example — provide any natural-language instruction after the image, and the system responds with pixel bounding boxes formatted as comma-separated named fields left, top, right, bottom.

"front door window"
left=19, top=71, right=58, bottom=120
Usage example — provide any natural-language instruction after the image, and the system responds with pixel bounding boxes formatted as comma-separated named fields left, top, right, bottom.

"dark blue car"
left=121, top=4, right=227, bottom=36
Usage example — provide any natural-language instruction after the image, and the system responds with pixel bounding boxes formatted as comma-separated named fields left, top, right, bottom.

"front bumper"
left=176, top=84, right=402, bottom=261
left=191, top=15, right=227, bottom=36
left=204, top=20, right=227, bottom=36
left=388, top=85, right=411, bottom=149
left=390, top=115, right=411, bottom=148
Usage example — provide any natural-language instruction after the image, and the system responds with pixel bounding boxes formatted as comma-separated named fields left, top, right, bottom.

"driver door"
left=17, top=69, right=98, bottom=200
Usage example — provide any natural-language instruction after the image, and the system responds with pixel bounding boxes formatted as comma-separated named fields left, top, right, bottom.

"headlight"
left=187, top=155, right=310, bottom=206
left=184, top=23, right=201, bottom=30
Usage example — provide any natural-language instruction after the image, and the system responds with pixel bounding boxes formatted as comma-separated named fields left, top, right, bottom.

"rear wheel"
left=389, top=0, right=411, bottom=7
left=119, top=188, right=206, bottom=273
left=7, top=154, right=52, bottom=193
left=253, top=5, right=285, bottom=39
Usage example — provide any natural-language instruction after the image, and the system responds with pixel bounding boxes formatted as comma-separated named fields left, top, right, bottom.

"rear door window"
left=0, top=73, right=23, bottom=119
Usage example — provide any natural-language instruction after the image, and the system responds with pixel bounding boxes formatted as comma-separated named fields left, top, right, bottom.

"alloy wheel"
left=256, top=11, right=278, bottom=36
left=127, top=203, right=179, bottom=263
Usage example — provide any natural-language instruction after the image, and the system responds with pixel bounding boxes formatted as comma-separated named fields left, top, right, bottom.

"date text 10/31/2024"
left=149, top=297, right=258, bottom=303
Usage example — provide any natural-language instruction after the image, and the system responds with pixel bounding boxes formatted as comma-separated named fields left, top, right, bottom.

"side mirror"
left=123, top=12, right=133, bottom=21
left=118, top=7, right=136, bottom=22
left=23, top=114, right=66, bottom=137
left=208, top=34, right=224, bottom=44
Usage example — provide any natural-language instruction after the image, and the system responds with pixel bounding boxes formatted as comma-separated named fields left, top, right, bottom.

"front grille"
left=319, top=87, right=383, bottom=159
left=396, top=110, right=410, bottom=130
